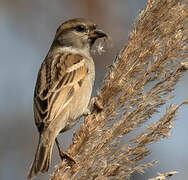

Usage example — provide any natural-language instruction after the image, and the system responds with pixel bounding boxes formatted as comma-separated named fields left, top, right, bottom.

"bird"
left=27, top=18, right=107, bottom=179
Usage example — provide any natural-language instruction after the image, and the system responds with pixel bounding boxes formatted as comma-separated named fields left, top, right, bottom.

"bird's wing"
left=33, top=52, right=88, bottom=133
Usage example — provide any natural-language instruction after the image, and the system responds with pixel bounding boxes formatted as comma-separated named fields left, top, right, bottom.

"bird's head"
left=53, top=18, right=107, bottom=50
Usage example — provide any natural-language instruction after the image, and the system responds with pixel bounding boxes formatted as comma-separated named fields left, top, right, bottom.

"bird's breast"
left=64, top=63, right=95, bottom=130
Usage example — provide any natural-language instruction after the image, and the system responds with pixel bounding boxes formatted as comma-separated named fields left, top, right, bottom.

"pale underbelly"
left=62, top=77, right=93, bottom=131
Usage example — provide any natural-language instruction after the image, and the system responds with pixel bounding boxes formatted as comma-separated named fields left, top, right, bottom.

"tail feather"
left=27, top=135, right=54, bottom=179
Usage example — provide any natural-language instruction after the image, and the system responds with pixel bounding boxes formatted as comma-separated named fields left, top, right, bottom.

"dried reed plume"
left=50, top=0, right=188, bottom=179
left=149, top=171, right=178, bottom=180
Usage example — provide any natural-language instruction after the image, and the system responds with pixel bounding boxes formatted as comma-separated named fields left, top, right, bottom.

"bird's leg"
left=55, top=138, right=75, bottom=165
left=83, top=97, right=103, bottom=116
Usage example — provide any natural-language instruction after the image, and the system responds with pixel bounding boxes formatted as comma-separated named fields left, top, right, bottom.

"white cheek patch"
left=67, top=60, right=85, bottom=72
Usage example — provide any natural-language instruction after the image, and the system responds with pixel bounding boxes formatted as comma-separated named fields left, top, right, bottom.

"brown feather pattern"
left=34, top=52, right=88, bottom=132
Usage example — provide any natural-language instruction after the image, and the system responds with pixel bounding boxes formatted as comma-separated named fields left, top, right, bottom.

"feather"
left=34, top=52, right=88, bottom=132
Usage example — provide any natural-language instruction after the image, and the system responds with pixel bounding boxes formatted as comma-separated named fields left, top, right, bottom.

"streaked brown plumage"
left=27, top=18, right=107, bottom=179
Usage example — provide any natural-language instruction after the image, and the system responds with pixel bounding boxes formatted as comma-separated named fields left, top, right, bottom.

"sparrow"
left=27, top=18, right=107, bottom=179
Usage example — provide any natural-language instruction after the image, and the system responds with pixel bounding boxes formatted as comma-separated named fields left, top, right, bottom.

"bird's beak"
left=89, top=29, right=107, bottom=39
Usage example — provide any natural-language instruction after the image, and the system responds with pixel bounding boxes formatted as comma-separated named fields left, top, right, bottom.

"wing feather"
left=33, top=52, right=88, bottom=132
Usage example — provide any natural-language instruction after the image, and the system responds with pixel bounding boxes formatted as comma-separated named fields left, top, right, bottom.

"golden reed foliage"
left=50, top=0, right=188, bottom=179
left=149, top=171, right=178, bottom=180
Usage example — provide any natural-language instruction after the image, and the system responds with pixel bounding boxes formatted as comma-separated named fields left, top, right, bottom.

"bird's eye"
left=75, top=25, right=86, bottom=32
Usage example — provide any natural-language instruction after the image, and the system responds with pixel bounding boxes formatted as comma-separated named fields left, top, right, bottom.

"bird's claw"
left=83, top=108, right=91, bottom=116
left=59, top=151, right=76, bottom=165
left=89, top=97, right=103, bottom=113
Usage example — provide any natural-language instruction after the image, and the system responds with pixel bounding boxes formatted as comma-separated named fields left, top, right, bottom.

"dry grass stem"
left=148, top=171, right=178, bottom=180
left=50, top=0, right=188, bottom=179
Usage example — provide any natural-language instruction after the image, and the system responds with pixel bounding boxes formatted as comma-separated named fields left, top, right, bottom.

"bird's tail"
left=27, top=134, right=54, bottom=179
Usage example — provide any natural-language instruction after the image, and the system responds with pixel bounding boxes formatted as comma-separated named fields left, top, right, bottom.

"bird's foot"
left=88, top=97, right=103, bottom=113
left=93, top=97, right=103, bottom=111
left=55, top=138, right=75, bottom=165
left=59, top=151, right=76, bottom=165
left=83, top=108, right=91, bottom=116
